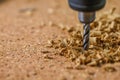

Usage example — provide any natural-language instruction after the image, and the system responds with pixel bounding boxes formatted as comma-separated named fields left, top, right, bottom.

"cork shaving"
left=48, top=8, right=120, bottom=66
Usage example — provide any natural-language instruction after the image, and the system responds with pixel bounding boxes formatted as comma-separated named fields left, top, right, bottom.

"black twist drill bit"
left=78, top=12, right=95, bottom=50
left=83, top=24, right=90, bottom=50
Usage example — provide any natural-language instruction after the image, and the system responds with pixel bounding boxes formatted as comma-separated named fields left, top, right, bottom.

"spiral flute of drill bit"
left=83, top=24, right=90, bottom=50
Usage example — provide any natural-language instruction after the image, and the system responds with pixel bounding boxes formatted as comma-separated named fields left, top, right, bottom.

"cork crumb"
left=48, top=8, right=120, bottom=67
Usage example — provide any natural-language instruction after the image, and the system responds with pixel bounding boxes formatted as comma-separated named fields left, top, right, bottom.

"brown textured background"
left=0, top=0, right=120, bottom=80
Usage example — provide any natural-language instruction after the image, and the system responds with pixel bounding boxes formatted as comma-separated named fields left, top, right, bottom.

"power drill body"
left=69, top=0, right=106, bottom=12
left=68, top=0, right=106, bottom=50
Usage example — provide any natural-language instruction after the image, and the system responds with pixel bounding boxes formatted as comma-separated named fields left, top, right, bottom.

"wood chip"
left=90, top=37, right=97, bottom=45
left=43, top=54, right=53, bottom=59
left=104, top=66, right=116, bottom=72
left=91, top=31, right=101, bottom=37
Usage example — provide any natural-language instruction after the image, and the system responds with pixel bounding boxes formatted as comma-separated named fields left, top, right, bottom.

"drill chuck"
left=79, top=12, right=95, bottom=23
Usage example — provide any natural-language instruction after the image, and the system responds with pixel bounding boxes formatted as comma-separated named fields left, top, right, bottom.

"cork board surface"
left=0, top=0, right=120, bottom=80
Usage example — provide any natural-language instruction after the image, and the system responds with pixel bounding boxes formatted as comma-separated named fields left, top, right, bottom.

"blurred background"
left=0, top=0, right=119, bottom=26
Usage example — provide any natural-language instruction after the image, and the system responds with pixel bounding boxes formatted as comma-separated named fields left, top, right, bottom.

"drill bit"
left=79, top=12, right=95, bottom=50
left=83, top=24, right=90, bottom=50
